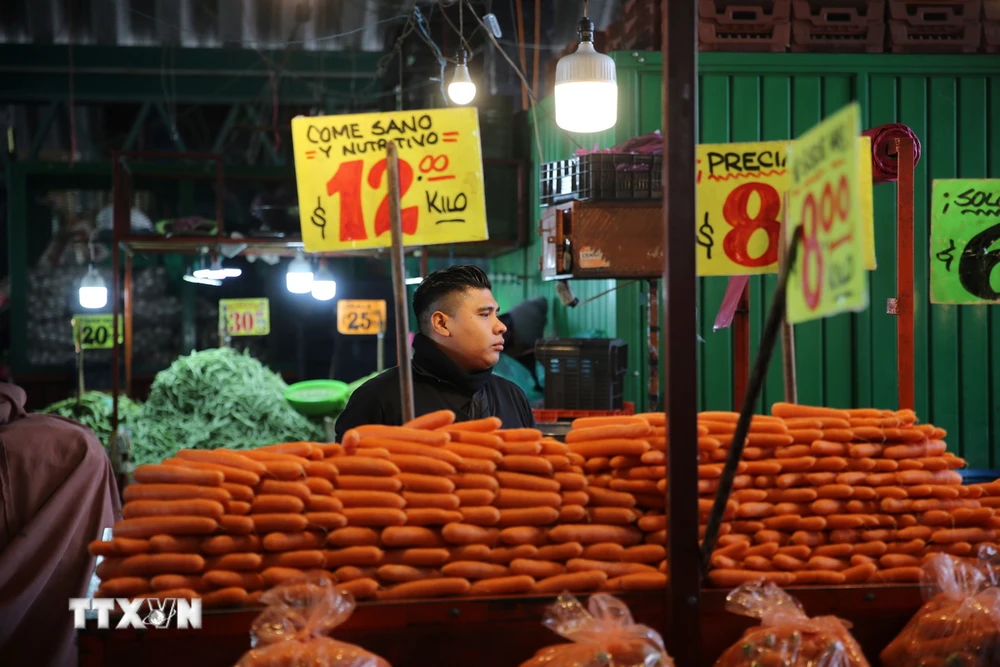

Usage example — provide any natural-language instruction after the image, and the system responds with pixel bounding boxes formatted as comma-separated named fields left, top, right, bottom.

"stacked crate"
left=985, top=0, right=1000, bottom=53
left=888, top=0, right=982, bottom=52
left=698, top=0, right=792, bottom=52
left=791, top=1, right=886, bottom=52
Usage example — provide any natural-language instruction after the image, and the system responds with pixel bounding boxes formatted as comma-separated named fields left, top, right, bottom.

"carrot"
left=773, top=553, right=808, bottom=570
left=97, top=577, right=153, bottom=598
left=116, top=553, right=205, bottom=577
left=788, top=531, right=825, bottom=547
left=322, top=545, right=385, bottom=568
left=306, top=496, right=343, bottom=513
left=216, top=515, right=253, bottom=534
left=621, top=544, right=666, bottom=564
left=573, top=415, right=651, bottom=429
left=377, top=577, right=471, bottom=600
left=448, top=473, right=499, bottom=492
left=259, top=567, right=307, bottom=587
left=262, top=532, right=325, bottom=552
left=148, top=575, right=204, bottom=592
left=358, top=437, right=464, bottom=466
left=496, top=507, right=560, bottom=527
left=404, top=508, right=462, bottom=526
left=218, top=483, right=252, bottom=502
left=458, top=506, right=502, bottom=526
left=931, top=527, right=996, bottom=543
left=771, top=403, right=849, bottom=420
left=533, top=542, right=582, bottom=562
left=302, top=461, right=340, bottom=482
left=497, top=456, right=553, bottom=476
left=455, top=488, right=496, bottom=507
left=251, top=495, right=306, bottom=514
left=325, top=527, right=380, bottom=548
left=200, top=587, right=249, bottom=609
left=610, top=480, right=660, bottom=495
left=201, top=535, right=261, bottom=555
left=398, top=492, right=458, bottom=510
left=252, top=514, right=309, bottom=533
left=793, top=570, right=847, bottom=585
left=388, top=548, right=453, bottom=568
left=445, top=417, right=502, bottom=432
left=304, top=512, right=347, bottom=530
left=372, top=526, right=437, bottom=549
left=133, top=464, right=224, bottom=487
left=122, top=499, right=226, bottom=521
left=588, top=488, right=642, bottom=513
left=262, top=549, right=326, bottom=570
left=548, top=524, right=643, bottom=546
left=331, top=490, right=406, bottom=509
left=376, top=564, right=439, bottom=583
left=495, top=489, right=561, bottom=509
left=404, top=409, right=456, bottom=430
left=123, top=483, right=231, bottom=504
left=337, top=577, right=379, bottom=600
left=332, top=457, right=399, bottom=477
left=507, top=443, right=548, bottom=457
left=164, top=459, right=261, bottom=487
left=176, top=449, right=268, bottom=475
left=495, top=472, right=560, bottom=493
left=447, top=430, right=505, bottom=448
left=841, top=562, right=877, bottom=583
left=440, top=523, right=499, bottom=547
left=707, top=569, right=795, bottom=587
left=469, top=575, right=537, bottom=596
left=566, top=439, right=652, bottom=459
left=588, top=507, right=641, bottom=525
left=354, top=424, right=449, bottom=446
left=443, top=443, right=503, bottom=463
left=532, top=570, right=607, bottom=594
left=489, top=544, right=540, bottom=564
left=457, top=458, right=498, bottom=475
left=778, top=457, right=817, bottom=473
left=250, top=481, right=307, bottom=502
left=242, top=450, right=309, bottom=464
left=112, top=516, right=217, bottom=539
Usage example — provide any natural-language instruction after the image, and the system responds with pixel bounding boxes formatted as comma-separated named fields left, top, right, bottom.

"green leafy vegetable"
left=38, top=392, right=142, bottom=447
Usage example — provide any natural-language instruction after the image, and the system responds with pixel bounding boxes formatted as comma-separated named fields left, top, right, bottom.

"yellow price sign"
left=785, top=102, right=868, bottom=324
left=219, top=298, right=270, bottom=337
left=696, top=139, right=875, bottom=276
left=71, top=314, right=123, bottom=349
left=337, top=300, right=386, bottom=335
left=696, top=141, right=789, bottom=276
left=291, top=108, right=489, bottom=252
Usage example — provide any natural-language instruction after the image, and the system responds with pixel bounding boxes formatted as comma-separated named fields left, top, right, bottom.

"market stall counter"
left=78, top=586, right=925, bottom=667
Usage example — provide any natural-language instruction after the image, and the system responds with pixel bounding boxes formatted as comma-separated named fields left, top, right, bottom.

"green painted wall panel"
left=495, top=54, right=999, bottom=464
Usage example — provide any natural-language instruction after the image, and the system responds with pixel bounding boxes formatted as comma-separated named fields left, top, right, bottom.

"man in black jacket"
left=334, top=265, right=535, bottom=440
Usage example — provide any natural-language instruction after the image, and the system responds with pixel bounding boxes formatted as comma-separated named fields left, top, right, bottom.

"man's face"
left=434, top=288, right=507, bottom=372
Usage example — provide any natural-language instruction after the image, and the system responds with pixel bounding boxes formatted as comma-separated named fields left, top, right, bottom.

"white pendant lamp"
left=78, top=265, right=108, bottom=309
left=285, top=249, right=314, bottom=294
left=448, top=49, right=476, bottom=106
left=555, top=4, right=617, bottom=134
left=311, top=262, right=337, bottom=301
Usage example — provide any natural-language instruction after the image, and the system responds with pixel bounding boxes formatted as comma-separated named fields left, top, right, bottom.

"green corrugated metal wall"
left=492, top=52, right=1000, bottom=467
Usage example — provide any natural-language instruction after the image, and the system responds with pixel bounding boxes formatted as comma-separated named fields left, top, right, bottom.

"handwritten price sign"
left=930, top=179, right=1000, bottom=304
left=696, top=139, right=876, bottom=277
left=337, top=300, right=387, bottom=335
left=219, top=298, right=270, bottom=337
left=291, top=108, right=488, bottom=252
left=71, top=314, right=123, bottom=350
left=696, top=141, right=789, bottom=276
left=785, top=102, right=868, bottom=325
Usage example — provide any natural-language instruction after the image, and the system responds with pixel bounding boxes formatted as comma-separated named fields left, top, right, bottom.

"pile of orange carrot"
left=704, top=403, right=991, bottom=587
left=89, top=403, right=992, bottom=606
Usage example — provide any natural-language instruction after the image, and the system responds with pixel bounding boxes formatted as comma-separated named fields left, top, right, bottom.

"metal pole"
left=386, top=142, right=415, bottom=423
left=779, top=194, right=798, bottom=403
left=124, top=253, right=133, bottom=397
left=377, top=330, right=386, bottom=373
left=662, top=0, right=700, bottom=663
left=733, top=286, right=750, bottom=408
left=895, top=137, right=915, bottom=411
left=647, top=280, right=660, bottom=412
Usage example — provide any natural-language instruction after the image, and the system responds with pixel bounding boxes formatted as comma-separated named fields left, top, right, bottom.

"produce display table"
left=78, top=586, right=924, bottom=667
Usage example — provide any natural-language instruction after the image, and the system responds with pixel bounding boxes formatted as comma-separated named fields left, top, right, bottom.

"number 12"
left=326, top=158, right=419, bottom=242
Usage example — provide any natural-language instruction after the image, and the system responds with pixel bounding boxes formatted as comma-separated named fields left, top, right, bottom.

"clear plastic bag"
left=714, top=581, right=869, bottom=667
left=236, top=575, right=391, bottom=667
left=520, top=593, right=674, bottom=667
left=880, top=553, right=1000, bottom=667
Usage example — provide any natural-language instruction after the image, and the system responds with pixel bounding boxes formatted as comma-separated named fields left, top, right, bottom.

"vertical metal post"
left=662, top=0, right=701, bottom=663
left=124, top=253, right=134, bottom=397
left=895, top=137, right=915, bottom=411
left=733, top=286, right=750, bottom=408
left=647, top=280, right=660, bottom=412
left=387, top=143, right=415, bottom=422
left=377, top=330, right=386, bottom=373
left=779, top=194, right=798, bottom=403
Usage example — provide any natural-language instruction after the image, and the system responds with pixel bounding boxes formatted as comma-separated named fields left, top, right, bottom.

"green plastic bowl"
left=284, top=380, right=350, bottom=417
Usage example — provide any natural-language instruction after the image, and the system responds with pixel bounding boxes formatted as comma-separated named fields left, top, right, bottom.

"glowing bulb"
left=311, top=264, right=337, bottom=301
left=79, top=266, right=108, bottom=309
left=286, top=250, right=314, bottom=294
left=554, top=20, right=617, bottom=133
left=448, top=50, right=476, bottom=106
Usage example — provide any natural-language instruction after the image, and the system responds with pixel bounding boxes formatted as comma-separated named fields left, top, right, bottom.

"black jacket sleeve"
left=333, top=378, right=386, bottom=443
left=513, top=384, right=536, bottom=428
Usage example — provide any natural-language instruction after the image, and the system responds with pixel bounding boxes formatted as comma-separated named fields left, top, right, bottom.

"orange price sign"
left=785, top=103, right=867, bottom=324
left=337, top=300, right=387, bottom=335
left=291, top=108, right=488, bottom=252
left=696, top=141, right=789, bottom=276
left=219, top=298, right=270, bottom=337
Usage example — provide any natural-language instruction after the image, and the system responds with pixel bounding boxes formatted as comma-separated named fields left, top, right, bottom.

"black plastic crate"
left=536, top=338, right=628, bottom=411
left=539, top=154, right=663, bottom=207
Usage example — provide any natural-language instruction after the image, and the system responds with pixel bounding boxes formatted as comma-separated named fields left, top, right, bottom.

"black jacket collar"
left=412, top=333, right=493, bottom=395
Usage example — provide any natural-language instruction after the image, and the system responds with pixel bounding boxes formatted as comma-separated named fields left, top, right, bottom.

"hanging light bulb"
left=183, top=266, right=222, bottom=286
left=194, top=254, right=241, bottom=280
left=311, top=261, right=337, bottom=301
left=447, top=49, right=476, bottom=105
left=79, top=265, right=108, bottom=309
left=286, top=249, right=314, bottom=294
left=554, top=3, right=617, bottom=133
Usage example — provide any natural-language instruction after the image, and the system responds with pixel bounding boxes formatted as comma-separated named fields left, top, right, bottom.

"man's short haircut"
left=412, top=265, right=492, bottom=334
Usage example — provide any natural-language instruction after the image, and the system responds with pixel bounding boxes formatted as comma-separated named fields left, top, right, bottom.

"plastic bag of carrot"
left=236, top=574, right=390, bottom=667
left=880, top=552, right=1000, bottom=667
left=714, top=581, right=869, bottom=667
left=520, top=592, right=674, bottom=667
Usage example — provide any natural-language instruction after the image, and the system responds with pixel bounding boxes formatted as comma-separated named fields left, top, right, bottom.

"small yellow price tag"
left=71, top=314, right=124, bottom=349
left=337, top=300, right=387, bottom=335
left=220, top=298, right=270, bottom=337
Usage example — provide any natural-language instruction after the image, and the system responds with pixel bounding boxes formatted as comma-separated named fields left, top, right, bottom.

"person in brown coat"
left=0, top=382, right=121, bottom=666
